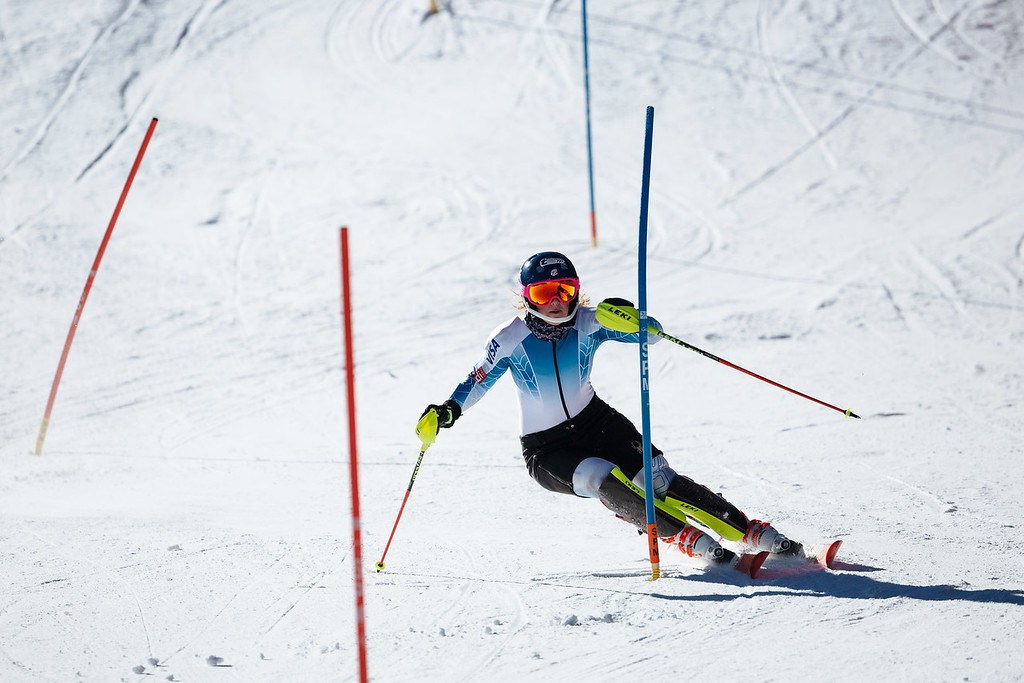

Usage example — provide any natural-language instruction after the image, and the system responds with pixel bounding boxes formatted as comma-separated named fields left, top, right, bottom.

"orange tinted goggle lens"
left=524, top=279, right=578, bottom=305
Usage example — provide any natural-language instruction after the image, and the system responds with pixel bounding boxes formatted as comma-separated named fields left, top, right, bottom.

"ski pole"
left=596, top=301, right=861, bottom=419
left=375, top=411, right=439, bottom=571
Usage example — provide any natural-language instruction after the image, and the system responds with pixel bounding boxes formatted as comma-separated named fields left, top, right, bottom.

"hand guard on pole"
left=601, top=296, right=635, bottom=309
left=418, top=400, right=461, bottom=444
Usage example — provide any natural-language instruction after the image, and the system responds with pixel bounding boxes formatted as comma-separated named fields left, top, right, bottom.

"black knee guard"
left=597, top=468, right=687, bottom=537
left=664, top=474, right=748, bottom=541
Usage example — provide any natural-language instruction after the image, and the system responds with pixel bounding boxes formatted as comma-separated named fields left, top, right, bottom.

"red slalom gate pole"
left=340, top=227, right=369, bottom=683
left=34, top=117, right=158, bottom=455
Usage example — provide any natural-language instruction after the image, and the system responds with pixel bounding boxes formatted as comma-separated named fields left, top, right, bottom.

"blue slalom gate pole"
left=637, top=106, right=658, bottom=579
left=581, top=0, right=597, bottom=247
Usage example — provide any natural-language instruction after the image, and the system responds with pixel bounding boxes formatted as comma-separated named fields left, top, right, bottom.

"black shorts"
left=519, top=396, right=663, bottom=496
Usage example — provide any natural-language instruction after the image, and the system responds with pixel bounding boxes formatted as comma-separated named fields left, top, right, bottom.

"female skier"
left=419, top=251, right=801, bottom=565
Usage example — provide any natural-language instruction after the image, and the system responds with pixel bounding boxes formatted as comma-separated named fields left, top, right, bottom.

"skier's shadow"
left=675, top=561, right=1024, bottom=605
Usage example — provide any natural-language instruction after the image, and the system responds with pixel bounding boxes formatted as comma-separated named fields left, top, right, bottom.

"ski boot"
left=663, top=525, right=731, bottom=565
left=744, top=519, right=804, bottom=558
left=664, top=525, right=769, bottom=577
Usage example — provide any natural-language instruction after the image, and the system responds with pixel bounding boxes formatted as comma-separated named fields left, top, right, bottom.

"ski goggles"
left=521, top=278, right=580, bottom=306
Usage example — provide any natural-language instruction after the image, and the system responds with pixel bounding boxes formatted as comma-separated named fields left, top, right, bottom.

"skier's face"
left=536, top=296, right=570, bottom=319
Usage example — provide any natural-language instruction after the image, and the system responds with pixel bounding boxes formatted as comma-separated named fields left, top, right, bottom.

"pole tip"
left=375, top=561, right=385, bottom=572
left=845, top=409, right=861, bottom=419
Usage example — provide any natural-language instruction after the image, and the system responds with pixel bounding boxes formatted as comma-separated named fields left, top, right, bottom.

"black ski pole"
left=375, top=412, right=438, bottom=571
left=596, top=301, right=860, bottom=419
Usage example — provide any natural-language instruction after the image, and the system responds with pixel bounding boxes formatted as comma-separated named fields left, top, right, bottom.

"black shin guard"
left=665, top=474, right=748, bottom=536
left=597, top=469, right=687, bottom=537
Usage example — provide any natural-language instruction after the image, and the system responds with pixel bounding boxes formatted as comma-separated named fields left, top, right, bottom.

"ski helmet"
left=518, top=251, right=580, bottom=324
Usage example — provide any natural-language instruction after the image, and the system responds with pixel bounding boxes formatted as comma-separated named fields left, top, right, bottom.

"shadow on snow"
left=524, top=559, right=1024, bottom=606
left=671, top=561, right=1024, bottom=605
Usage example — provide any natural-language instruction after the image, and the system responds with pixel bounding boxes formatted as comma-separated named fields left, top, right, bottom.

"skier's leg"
left=663, top=473, right=749, bottom=540
left=597, top=471, right=727, bottom=562
left=665, top=474, right=799, bottom=553
left=522, top=446, right=585, bottom=496
left=596, top=467, right=687, bottom=537
left=570, top=457, right=614, bottom=498
left=630, top=454, right=675, bottom=499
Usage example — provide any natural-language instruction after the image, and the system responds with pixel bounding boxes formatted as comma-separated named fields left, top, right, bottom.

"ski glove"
left=601, top=297, right=635, bottom=308
left=421, top=399, right=462, bottom=430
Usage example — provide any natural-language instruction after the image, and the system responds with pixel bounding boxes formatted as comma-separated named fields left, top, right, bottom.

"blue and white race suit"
left=448, top=306, right=660, bottom=435
left=444, top=306, right=759, bottom=539
left=442, top=304, right=758, bottom=545
left=447, top=306, right=663, bottom=496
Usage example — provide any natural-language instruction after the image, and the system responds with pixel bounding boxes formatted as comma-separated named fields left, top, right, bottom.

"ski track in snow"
left=0, top=0, right=141, bottom=184
left=935, top=0, right=1001, bottom=63
left=450, top=547, right=529, bottom=681
left=891, top=0, right=1011, bottom=76
left=25, top=526, right=155, bottom=660
left=890, top=0, right=967, bottom=69
left=756, top=0, right=839, bottom=171
left=523, top=1, right=1024, bottom=134
left=230, top=161, right=277, bottom=343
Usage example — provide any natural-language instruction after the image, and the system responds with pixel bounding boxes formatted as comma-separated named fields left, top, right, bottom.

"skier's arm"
left=446, top=351, right=510, bottom=414
left=419, top=322, right=514, bottom=434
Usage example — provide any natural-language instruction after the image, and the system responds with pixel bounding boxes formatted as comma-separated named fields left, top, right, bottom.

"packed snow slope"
left=2, top=1, right=1023, bottom=681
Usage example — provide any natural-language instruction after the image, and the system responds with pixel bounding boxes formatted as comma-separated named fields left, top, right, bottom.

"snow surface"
left=2, top=0, right=1024, bottom=681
